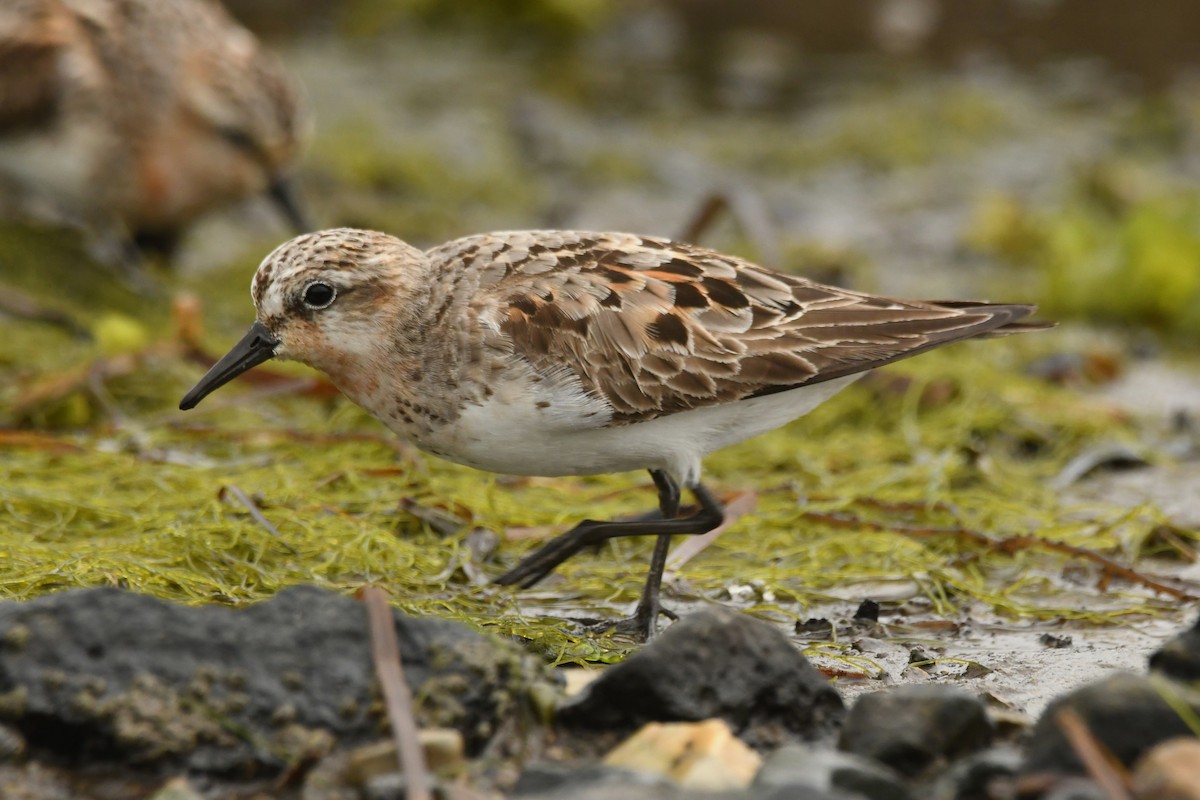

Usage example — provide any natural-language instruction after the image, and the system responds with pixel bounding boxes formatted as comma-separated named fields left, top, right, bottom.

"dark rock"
left=837, top=685, right=992, bottom=778
left=754, top=744, right=912, bottom=800
left=795, top=618, right=833, bottom=638
left=0, top=586, right=553, bottom=775
left=853, top=601, right=880, bottom=622
left=926, top=746, right=1021, bottom=800
left=1039, top=632, right=1072, bottom=649
left=1149, top=616, right=1200, bottom=681
left=1023, top=672, right=1200, bottom=774
left=961, top=662, right=994, bottom=679
left=907, top=646, right=937, bottom=667
left=556, top=607, right=844, bottom=749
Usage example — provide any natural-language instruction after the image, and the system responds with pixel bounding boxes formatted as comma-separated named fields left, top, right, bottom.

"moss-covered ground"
left=2, top=18, right=1199, bottom=665
left=2, top=224, right=1190, bottom=663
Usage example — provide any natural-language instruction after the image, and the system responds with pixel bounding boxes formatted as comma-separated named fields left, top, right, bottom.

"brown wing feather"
left=449, top=231, right=1045, bottom=425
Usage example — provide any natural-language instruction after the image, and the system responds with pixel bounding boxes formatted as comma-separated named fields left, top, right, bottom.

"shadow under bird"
left=0, top=0, right=311, bottom=262
left=180, top=228, right=1051, bottom=638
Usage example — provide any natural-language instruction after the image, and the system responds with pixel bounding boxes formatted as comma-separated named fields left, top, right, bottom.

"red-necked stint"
left=0, top=0, right=309, bottom=262
left=181, top=228, right=1051, bottom=637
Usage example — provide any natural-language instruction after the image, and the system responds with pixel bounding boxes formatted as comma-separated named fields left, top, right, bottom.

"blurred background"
left=10, top=0, right=1200, bottom=340
left=2, top=0, right=1198, bottom=663
left=220, top=0, right=1200, bottom=322
left=207, top=0, right=1200, bottom=318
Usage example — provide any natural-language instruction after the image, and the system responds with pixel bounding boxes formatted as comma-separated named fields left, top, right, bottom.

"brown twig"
left=218, top=484, right=298, bottom=555
left=676, top=193, right=728, bottom=245
left=86, top=363, right=125, bottom=425
left=840, top=495, right=961, bottom=517
left=664, top=491, right=758, bottom=578
left=675, top=189, right=781, bottom=266
left=361, top=586, right=431, bottom=800
left=0, top=430, right=84, bottom=454
left=1055, top=707, right=1132, bottom=800
left=0, top=286, right=90, bottom=338
left=817, top=666, right=872, bottom=680
left=11, top=349, right=150, bottom=417
left=10, top=293, right=335, bottom=423
left=399, top=497, right=469, bottom=537
left=1145, top=525, right=1198, bottom=563
left=800, top=510, right=1200, bottom=602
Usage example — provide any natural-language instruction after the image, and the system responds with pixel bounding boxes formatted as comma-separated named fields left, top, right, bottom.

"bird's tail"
left=931, top=301, right=1055, bottom=337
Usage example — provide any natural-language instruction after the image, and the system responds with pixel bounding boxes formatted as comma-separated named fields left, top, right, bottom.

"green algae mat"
left=2, top=227, right=1193, bottom=665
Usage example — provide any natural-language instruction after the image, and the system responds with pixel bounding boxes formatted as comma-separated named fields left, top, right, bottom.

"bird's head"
left=180, top=229, right=427, bottom=410
left=173, top=19, right=311, bottom=231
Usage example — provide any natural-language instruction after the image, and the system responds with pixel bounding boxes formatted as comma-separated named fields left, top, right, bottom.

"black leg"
left=628, top=470, right=683, bottom=635
left=493, top=470, right=718, bottom=588
left=494, top=471, right=725, bottom=638
left=649, top=468, right=682, bottom=517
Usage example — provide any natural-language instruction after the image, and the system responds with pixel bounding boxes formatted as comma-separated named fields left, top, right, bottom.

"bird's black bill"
left=267, top=175, right=312, bottom=234
left=179, top=321, right=278, bottom=410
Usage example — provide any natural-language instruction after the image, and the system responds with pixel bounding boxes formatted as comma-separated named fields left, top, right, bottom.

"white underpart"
left=422, top=372, right=862, bottom=485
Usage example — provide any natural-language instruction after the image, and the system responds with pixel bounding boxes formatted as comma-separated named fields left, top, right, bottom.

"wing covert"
left=452, top=231, right=1036, bottom=425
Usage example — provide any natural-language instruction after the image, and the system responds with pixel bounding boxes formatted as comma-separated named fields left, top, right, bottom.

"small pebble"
left=603, top=719, right=761, bottom=790
left=1132, top=738, right=1200, bottom=800
left=1039, top=632, right=1073, bottom=649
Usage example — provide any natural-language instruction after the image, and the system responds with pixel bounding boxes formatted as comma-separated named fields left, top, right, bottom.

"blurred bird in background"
left=0, top=0, right=310, bottom=267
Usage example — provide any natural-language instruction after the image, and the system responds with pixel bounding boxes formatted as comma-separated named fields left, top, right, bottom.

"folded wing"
left=458, top=231, right=1046, bottom=425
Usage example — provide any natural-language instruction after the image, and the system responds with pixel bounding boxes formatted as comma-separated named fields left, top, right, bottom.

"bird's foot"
left=578, top=599, right=680, bottom=642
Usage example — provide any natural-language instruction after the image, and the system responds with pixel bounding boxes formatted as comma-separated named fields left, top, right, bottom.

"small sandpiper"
left=181, top=228, right=1050, bottom=637
left=0, top=0, right=309, bottom=261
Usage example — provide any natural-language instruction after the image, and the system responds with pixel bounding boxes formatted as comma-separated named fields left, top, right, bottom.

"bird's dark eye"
left=303, top=282, right=336, bottom=309
left=218, top=126, right=257, bottom=153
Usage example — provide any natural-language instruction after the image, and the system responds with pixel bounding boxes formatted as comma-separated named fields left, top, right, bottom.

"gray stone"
left=1023, top=672, right=1200, bottom=774
left=557, top=607, right=844, bottom=749
left=754, top=744, right=911, bottom=800
left=837, top=685, right=992, bottom=778
left=1149, top=616, right=1200, bottom=681
left=0, top=586, right=553, bottom=775
left=926, top=746, right=1022, bottom=800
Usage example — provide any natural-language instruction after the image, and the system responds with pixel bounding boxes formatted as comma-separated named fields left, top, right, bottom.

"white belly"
left=418, top=373, right=862, bottom=485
